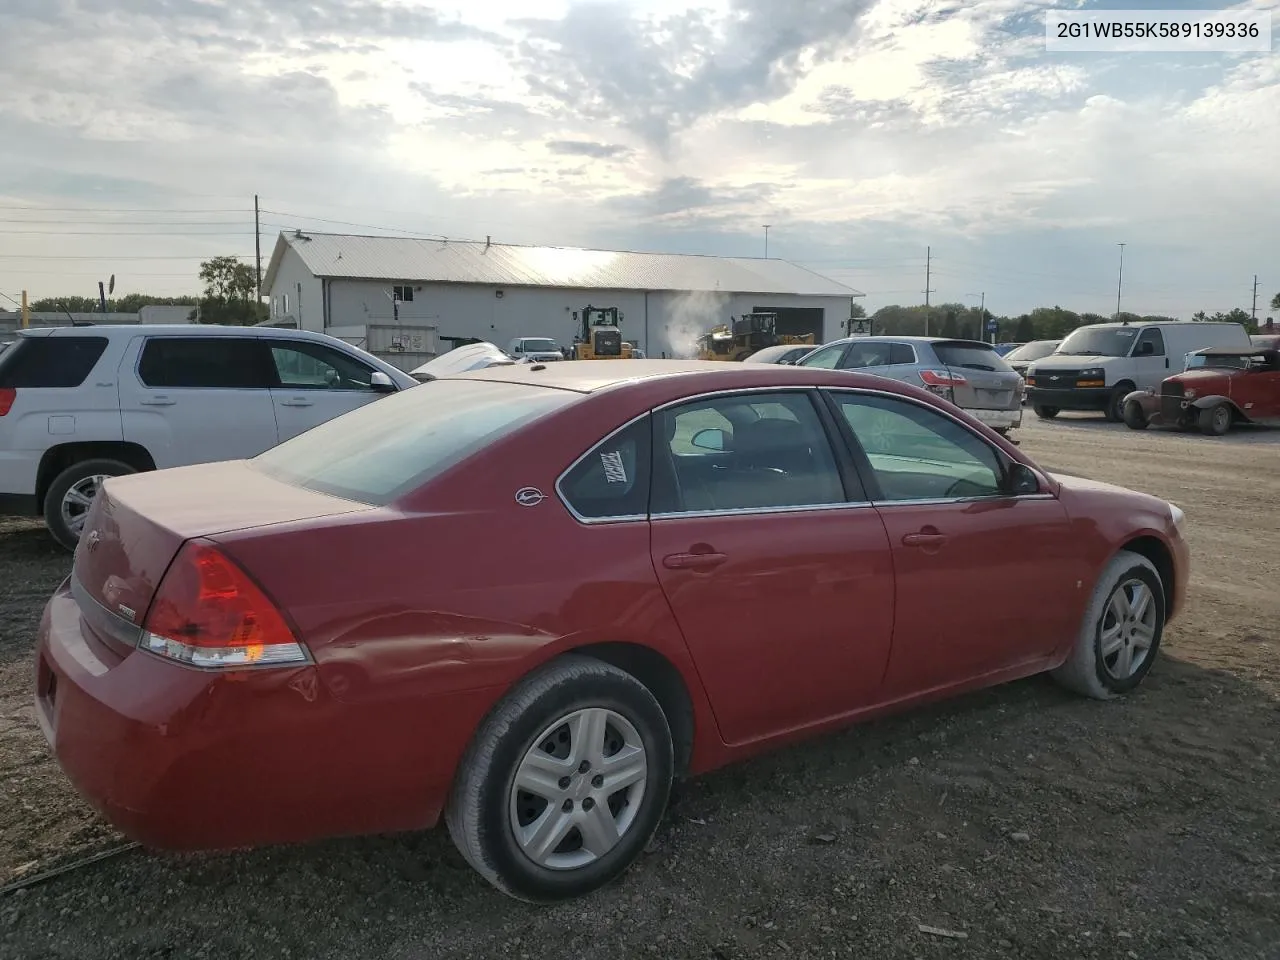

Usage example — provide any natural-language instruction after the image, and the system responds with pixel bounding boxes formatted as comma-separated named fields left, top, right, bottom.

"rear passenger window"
left=888, top=343, right=916, bottom=365
left=559, top=419, right=651, bottom=520
left=0, top=337, right=108, bottom=388
left=137, top=338, right=272, bottom=389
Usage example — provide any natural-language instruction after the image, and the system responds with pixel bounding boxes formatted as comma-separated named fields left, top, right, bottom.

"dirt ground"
left=2, top=414, right=1278, bottom=960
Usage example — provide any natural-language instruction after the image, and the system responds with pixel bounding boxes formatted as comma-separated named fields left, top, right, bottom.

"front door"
left=826, top=389, right=1084, bottom=695
left=118, top=335, right=280, bottom=468
left=648, top=389, right=896, bottom=746
left=266, top=338, right=390, bottom=442
left=1131, top=327, right=1169, bottom=390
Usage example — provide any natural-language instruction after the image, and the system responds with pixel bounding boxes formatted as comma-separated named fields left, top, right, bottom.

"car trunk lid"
left=72, top=460, right=372, bottom=658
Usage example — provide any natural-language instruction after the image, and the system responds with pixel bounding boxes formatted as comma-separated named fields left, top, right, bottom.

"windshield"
left=522, top=339, right=559, bottom=353
left=932, top=342, right=1013, bottom=373
left=1057, top=327, right=1139, bottom=357
left=1003, top=340, right=1060, bottom=363
left=253, top=379, right=576, bottom=505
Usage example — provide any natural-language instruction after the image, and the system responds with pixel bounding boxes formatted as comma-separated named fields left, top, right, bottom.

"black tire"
left=1198, top=403, right=1232, bottom=437
left=1051, top=550, right=1165, bottom=700
left=1104, top=383, right=1133, bottom=423
left=446, top=655, right=674, bottom=902
left=1033, top=405, right=1060, bottom=420
left=43, top=458, right=137, bottom=552
left=1122, top=399, right=1149, bottom=431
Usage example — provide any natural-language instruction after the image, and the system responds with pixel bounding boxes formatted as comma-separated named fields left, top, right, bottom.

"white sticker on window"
left=600, top=450, right=627, bottom=483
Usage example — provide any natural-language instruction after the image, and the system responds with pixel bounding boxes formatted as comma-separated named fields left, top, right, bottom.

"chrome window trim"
left=555, top=384, right=1056, bottom=526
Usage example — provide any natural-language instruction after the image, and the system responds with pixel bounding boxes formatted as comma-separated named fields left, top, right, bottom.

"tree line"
left=851, top=300, right=1274, bottom=343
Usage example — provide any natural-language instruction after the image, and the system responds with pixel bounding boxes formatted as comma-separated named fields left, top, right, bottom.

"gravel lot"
left=2, top=415, right=1278, bottom=960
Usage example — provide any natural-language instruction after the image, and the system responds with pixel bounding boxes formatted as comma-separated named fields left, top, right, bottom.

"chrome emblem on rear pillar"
left=515, top=487, right=546, bottom=507
left=118, top=605, right=136, bottom=623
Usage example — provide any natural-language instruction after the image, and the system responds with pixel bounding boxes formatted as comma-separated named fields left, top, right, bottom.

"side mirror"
left=1007, top=462, right=1040, bottom=496
left=370, top=371, right=397, bottom=392
left=690, top=428, right=726, bottom=452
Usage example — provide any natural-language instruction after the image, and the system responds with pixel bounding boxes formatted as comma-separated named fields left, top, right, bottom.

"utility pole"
left=1115, top=242, right=1126, bottom=318
left=763, top=225, right=771, bottom=259
left=923, top=246, right=935, bottom=336
left=254, top=194, right=263, bottom=300
left=20, top=290, right=28, bottom=328
left=1252, top=274, right=1259, bottom=322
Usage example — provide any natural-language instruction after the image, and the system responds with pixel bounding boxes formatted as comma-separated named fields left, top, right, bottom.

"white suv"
left=0, top=324, right=418, bottom=549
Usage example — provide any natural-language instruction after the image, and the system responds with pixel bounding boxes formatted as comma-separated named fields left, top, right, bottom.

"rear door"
left=118, top=336, right=280, bottom=468
left=648, top=389, right=896, bottom=746
left=266, top=338, right=391, bottom=442
left=932, top=341, right=1020, bottom=413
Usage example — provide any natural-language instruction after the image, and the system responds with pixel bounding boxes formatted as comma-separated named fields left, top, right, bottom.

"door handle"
left=902, top=532, right=949, bottom=548
left=139, top=397, right=175, bottom=406
left=281, top=398, right=314, bottom=407
left=662, top=551, right=727, bottom=571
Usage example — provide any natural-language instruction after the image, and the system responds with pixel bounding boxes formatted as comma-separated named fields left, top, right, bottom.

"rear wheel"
left=446, top=655, right=674, bottom=902
left=43, top=458, right=137, bottom=551
left=1198, top=403, right=1232, bottom=436
left=1033, top=405, right=1059, bottom=420
left=1122, top=399, right=1149, bottom=430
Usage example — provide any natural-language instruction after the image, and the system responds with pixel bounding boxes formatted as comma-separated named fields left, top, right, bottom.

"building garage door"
left=754, top=306, right=824, bottom=342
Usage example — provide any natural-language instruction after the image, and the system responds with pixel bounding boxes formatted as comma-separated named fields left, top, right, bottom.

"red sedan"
left=35, top=360, right=1189, bottom=902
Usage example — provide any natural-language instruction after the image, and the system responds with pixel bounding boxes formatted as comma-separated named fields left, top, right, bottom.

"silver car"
left=1003, top=339, right=1062, bottom=378
left=742, top=343, right=816, bottom=365
left=797, top=336, right=1024, bottom=433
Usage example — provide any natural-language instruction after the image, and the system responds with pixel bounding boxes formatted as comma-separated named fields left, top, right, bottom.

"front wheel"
left=1033, top=405, right=1060, bottom=420
left=1122, top=399, right=1149, bottom=430
left=43, top=458, right=137, bottom=551
left=1104, top=384, right=1132, bottom=423
left=446, top=655, right=674, bottom=902
left=1051, top=550, right=1165, bottom=700
left=1198, top=403, right=1232, bottom=436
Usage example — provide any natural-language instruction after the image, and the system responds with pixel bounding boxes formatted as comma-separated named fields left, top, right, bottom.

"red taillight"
left=0, top=388, right=15, bottom=416
left=919, top=369, right=967, bottom=387
left=140, top=539, right=307, bottom=668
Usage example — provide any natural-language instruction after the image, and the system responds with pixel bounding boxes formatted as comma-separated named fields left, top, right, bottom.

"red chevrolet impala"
left=35, top=360, right=1189, bottom=901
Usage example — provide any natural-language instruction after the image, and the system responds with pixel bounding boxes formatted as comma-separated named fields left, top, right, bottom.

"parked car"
left=797, top=336, right=1024, bottom=434
left=742, top=343, right=816, bottom=365
left=992, top=342, right=1024, bottom=357
left=412, top=341, right=518, bottom=380
left=0, top=324, right=417, bottom=549
left=1003, top=339, right=1062, bottom=378
left=1025, top=321, right=1250, bottom=422
left=507, top=337, right=565, bottom=363
left=1122, top=345, right=1280, bottom=435
left=1251, top=334, right=1280, bottom=351
left=36, top=359, right=1188, bottom=902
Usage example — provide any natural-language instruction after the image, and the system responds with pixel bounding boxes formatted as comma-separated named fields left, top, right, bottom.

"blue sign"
left=986, top=320, right=998, bottom=333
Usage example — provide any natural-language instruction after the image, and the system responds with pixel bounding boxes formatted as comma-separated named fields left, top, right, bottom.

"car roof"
left=1194, top=345, right=1272, bottom=356
left=747, top=344, right=808, bottom=360
left=447, top=357, right=925, bottom=396
left=17, top=324, right=348, bottom=342
left=822, top=335, right=992, bottom=347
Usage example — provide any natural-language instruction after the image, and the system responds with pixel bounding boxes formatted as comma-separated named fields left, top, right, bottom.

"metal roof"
left=264, top=231, right=859, bottom=297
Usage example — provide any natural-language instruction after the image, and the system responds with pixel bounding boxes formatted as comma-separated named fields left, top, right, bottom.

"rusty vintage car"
left=1123, top=345, right=1280, bottom=435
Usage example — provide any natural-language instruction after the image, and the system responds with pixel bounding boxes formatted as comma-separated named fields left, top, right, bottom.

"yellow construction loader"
left=572, top=305, right=635, bottom=360
left=695, top=312, right=815, bottom=361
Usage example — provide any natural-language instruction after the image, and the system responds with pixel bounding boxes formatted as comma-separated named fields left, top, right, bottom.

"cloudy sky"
left=0, top=0, right=1276, bottom=318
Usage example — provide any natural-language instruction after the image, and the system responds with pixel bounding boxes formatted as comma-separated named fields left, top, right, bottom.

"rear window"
left=932, top=342, right=1013, bottom=373
left=252, top=379, right=577, bottom=505
left=0, top=336, right=108, bottom=388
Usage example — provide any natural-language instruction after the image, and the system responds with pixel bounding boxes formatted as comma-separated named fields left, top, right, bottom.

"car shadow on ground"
left=4, top=648, right=1277, bottom=960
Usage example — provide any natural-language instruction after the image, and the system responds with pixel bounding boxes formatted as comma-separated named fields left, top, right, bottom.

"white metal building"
left=260, top=231, right=861, bottom=368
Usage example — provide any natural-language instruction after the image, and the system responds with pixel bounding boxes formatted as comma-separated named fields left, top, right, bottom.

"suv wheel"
left=1104, top=383, right=1133, bottom=423
left=1033, top=405, right=1059, bottom=420
left=44, top=459, right=137, bottom=551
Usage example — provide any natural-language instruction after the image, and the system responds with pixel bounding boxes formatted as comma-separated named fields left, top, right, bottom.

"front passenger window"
left=798, top=344, right=847, bottom=369
left=835, top=393, right=1003, bottom=502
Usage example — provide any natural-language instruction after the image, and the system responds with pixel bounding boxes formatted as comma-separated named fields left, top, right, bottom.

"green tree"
left=1013, top=316, right=1035, bottom=341
left=1270, top=292, right=1280, bottom=312
left=193, top=256, right=265, bottom=325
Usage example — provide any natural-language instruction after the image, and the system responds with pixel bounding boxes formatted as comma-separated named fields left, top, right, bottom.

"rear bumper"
left=35, top=578, right=500, bottom=851
left=1026, top=387, right=1111, bottom=411
left=966, top=407, right=1022, bottom=431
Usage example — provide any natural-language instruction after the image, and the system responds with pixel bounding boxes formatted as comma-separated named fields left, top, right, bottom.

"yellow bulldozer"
left=572, top=305, right=635, bottom=361
left=695, top=312, right=815, bottom=362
